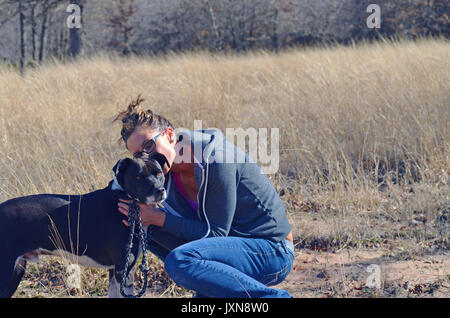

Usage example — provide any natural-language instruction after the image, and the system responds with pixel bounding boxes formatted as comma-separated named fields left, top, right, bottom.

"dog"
left=0, top=153, right=168, bottom=298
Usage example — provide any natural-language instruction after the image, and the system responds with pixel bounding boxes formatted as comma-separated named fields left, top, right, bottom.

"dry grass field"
left=0, top=38, right=448, bottom=298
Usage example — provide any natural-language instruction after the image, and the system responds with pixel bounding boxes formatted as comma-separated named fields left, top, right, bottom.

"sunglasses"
left=133, top=130, right=165, bottom=159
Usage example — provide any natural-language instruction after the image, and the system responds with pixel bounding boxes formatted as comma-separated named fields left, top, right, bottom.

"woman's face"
left=126, top=126, right=177, bottom=174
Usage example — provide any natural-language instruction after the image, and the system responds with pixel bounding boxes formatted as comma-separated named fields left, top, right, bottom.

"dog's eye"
left=157, top=172, right=163, bottom=178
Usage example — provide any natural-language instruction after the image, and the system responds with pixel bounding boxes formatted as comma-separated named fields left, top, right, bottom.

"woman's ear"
left=166, top=127, right=176, bottom=143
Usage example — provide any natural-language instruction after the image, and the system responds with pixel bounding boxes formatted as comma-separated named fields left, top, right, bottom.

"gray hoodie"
left=151, top=128, right=291, bottom=255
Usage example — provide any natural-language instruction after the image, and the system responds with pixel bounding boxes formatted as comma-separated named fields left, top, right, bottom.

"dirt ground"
left=276, top=248, right=449, bottom=298
left=13, top=245, right=449, bottom=298
left=12, top=184, right=450, bottom=298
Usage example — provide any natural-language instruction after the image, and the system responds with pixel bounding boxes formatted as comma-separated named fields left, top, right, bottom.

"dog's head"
left=112, top=153, right=169, bottom=204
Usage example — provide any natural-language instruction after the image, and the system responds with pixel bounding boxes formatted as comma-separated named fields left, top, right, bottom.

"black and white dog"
left=0, top=154, right=168, bottom=298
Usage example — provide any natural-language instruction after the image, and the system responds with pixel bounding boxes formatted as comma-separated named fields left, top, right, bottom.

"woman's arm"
left=161, top=162, right=238, bottom=241
left=118, top=162, right=238, bottom=241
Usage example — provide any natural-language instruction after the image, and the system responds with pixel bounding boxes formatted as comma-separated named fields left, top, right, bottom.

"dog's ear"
left=150, top=152, right=170, bottom=170
left=112, top=158, right=133, bottom=186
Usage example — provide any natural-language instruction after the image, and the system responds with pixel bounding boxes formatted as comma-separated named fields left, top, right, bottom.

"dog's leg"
left=6, top=257, right=27, bottom=298
left=108, top=267, right=135, bottom=298
left=0, top=252, right=23, bottom=298
left=108, top=269, right=121, bottom=298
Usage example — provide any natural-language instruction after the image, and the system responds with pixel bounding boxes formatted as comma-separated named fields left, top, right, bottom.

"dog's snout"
left=152, top=187, right=167, bottom=204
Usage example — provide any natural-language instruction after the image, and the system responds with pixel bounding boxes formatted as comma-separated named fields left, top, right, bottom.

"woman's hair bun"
left=113, top=94, right=174, bottom=144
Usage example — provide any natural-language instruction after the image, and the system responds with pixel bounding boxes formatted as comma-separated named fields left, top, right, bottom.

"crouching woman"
left=115, top=96, right=294, bottom=298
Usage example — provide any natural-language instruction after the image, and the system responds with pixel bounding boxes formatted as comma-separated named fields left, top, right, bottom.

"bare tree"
left=38, top=1, right=59, bottom=62
left=106, top=0, right=136, bottom=55
left=18, top=0, right=25, bottom=70
left=29, top=0, right=38, bottom=61
left=206, top=0, right=222, bottom=50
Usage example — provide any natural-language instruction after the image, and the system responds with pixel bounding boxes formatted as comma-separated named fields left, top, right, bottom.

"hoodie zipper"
left=194, top=159, right=206, bottom=221
left=195, top=169, right=204, bottom=220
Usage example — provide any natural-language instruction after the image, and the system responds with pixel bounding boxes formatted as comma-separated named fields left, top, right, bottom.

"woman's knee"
left=164, top=244, right=199, bottom=283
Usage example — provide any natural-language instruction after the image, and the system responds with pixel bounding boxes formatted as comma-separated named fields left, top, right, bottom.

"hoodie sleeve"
left=161, top=162, right=237, bottom=241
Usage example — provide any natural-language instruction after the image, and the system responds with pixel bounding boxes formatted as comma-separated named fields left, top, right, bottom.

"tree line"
left=0, top=0, right=448, bottom=70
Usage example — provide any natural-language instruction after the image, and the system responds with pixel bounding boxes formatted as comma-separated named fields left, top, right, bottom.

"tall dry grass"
left=1, top=39, right=448, bottom=196
left=0, top=38, right=448, bottom=296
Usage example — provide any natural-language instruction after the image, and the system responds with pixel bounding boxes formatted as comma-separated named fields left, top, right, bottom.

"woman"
left=114, top=96, right=294, bottom=298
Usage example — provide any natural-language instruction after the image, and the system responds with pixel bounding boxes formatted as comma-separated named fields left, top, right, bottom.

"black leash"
left=119, top=199, right=153, bottom=298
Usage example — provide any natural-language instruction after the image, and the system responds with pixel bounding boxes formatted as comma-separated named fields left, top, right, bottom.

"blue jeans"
left=162, top=236, right=294, bottom=298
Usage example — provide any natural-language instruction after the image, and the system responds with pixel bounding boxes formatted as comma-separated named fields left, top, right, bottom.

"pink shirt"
left=172, top=172, right=199, bottom=213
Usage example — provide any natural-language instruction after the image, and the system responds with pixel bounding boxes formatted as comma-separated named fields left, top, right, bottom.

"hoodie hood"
left=174, top=128, right=224, bottom=189
left=175, top=128, right=222, bottom=165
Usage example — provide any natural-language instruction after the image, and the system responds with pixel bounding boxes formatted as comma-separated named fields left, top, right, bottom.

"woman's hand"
left=118, top=198, right=166, bottom=228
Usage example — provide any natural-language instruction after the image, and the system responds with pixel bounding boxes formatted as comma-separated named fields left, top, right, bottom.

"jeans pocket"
left=261, top=263, right=290, bottom=286
left=261, top=271, right=279, bottom=286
